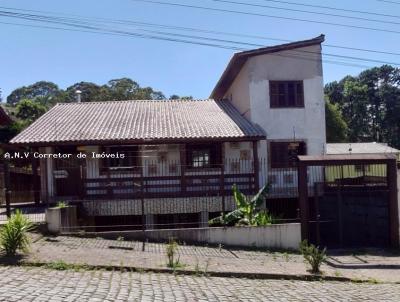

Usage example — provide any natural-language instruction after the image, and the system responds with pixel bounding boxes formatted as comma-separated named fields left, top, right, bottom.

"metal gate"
left=298, top=155, right=399, bottom=249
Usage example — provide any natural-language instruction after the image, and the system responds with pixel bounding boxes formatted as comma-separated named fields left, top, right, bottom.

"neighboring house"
left=10, top=35, right=326, bottom=227
left=325, top=142, right=400, bottom=182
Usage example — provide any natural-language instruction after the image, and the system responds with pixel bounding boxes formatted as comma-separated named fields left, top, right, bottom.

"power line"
left=376, top=0, right=400, bottom=4
left=210, top=0, right=400, bottom=26
left=259, top=0, right=400, bottom=19
left=3, top=9, right=400, bottom=66
left=131, top=0, right=400, bottom=35
left=3, top=5, right=400, bottom=57
left=1, top=8, right=399, bottom=68
left=0, top=16, right=373, bottom=69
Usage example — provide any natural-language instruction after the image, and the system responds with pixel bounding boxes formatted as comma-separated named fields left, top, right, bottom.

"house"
left=211, top=34, right=326, bottom=198
left=0, top=106, right=13, bottom=127
left=10, top=35, right=326, bottom=228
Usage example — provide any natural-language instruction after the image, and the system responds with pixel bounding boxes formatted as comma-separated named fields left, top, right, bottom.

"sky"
left=0, top=0, right=399, bottom=100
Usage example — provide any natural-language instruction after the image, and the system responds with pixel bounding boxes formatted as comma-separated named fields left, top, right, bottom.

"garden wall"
left=93, top=223, right=301, bottom=250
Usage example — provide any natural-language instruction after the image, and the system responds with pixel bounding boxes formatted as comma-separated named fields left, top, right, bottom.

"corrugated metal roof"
left=326, top=143, right=400, bottom=155
left=10, top=99, right=265, bottom=145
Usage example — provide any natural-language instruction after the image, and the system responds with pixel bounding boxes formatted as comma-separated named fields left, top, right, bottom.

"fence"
left=0, top=155, right=302, bottom=227
left=53, top=156, right=300, bottom=200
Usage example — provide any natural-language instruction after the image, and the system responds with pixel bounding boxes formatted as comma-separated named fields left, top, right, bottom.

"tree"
left=325, top=100, right=348, bottom=143
left=325, top=65, right=400, bottom=148
left=65, top=82, right=106, bottom=103
left=169, top=95, right=193, bottom=100
left=7, top=81, right=60, bottom=105
left=15, top=99, right=46, bottom=122
left=107, top=78, right=165, bottom=100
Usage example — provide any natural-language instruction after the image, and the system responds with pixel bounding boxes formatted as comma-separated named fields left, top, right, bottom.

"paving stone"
left=25, top=235, right=400, bottom=283
left=1, top=266, right=399, bottom=301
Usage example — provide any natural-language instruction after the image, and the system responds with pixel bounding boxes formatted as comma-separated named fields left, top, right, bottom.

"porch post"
left=298, top=161, right=309, bottom=241
left=252, top=141, right=259, bottom=192
left=387, top=158, right=399, bottom=248
left=179, top=144, right=186, bottom=194
left=45, top=146, right=55, bottom=202
left=3, top=161, right=11, bottom=218
left=31, top=147, right=40, bottom=204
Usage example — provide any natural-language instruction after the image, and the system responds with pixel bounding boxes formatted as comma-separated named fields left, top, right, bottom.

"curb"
left=15, top=260, right=382, bottom=284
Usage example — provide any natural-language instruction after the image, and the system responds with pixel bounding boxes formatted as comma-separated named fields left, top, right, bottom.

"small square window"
left=186, top=143, right=221, bottom=169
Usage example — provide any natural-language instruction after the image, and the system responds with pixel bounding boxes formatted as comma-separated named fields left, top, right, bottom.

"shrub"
left=0, top=210, right=34, bottom=256
left=166, top=238, right=181, bottom=268
left=56, top=201, right=68, bottom=208
left=209, top=184, right=276, bottom=226
left=299, top=240, right=327, bottom=274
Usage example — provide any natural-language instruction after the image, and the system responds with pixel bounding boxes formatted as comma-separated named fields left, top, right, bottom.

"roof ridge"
left=56, top=99, right=216, bottom=105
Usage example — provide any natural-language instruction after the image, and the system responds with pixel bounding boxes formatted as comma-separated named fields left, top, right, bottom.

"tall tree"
left=325, top=100, right=348, bottom=143
left=6, top=81, right=61, bottom=105
left=325, top=65, right=400, bottom=148
left=15, top=99, right=46, bottom=122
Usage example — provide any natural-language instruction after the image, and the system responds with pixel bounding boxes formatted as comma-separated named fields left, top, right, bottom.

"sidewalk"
left=22, top=234, right=400, bottom=283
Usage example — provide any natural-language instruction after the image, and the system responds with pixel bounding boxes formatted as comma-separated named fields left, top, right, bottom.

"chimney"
left=75, top=90, right=82, bottom=103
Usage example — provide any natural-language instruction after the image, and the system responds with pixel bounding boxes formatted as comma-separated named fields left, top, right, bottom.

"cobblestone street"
left=0, top=266, right=399, bottom=302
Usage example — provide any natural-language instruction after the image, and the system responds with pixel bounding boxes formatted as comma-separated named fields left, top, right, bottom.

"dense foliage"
left=325, top=65, right=400, bottom=148
left=209, top=184, right=277, bottom=227
left=0, top=210, right=33, bottom=256
left=299, top=240, right=327, bottom=274
left=0, top=78, right=192, bottom=142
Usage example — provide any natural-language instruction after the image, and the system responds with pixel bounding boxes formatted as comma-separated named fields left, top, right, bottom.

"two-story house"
left=211, top=34, right=326, bottom=199
left=10, top=35, right=326, bottom=229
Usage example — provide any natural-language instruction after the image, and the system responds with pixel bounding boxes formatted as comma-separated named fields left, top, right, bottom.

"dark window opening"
left=102, top=145, right=140, bottom=169
left=270, top=141, right=306, bottom=168
left=270, top=81, right=304, bottom=108
left=186, top=143, right=222, bottom=168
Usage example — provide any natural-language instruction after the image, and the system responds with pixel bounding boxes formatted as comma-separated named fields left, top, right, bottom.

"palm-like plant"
left=210, top=184, right=273, bottom=226
left=0, top=210, right=34, bottom=256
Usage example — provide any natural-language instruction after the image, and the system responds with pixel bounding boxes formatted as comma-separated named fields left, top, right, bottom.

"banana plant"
left=209, top=184, right=272, bottom=226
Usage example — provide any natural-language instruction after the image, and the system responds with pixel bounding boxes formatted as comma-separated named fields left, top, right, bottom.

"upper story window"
left=270, top=141, right=306, bottom=169
left=270, top=81, right=304, bottom=108
left=186, top=143, right=222, bottom=169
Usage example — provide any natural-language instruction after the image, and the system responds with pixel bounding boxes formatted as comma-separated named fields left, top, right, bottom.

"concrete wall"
left=225, top=62, right=251, bottom=119
left=96, top=223, right=302, bottom=250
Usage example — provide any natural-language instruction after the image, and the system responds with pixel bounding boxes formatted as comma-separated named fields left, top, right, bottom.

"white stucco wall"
left=224, top=44, right=326, bottom=161
left=225, top=63, right=251, bottom=119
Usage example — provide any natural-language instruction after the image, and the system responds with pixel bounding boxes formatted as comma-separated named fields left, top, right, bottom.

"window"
left=355, top=164, right=370, bottom=173
left=186, top=143, right=222, bottom=168
left=102, top=146, right=139, bottom=169
left=270, top=141, right=306, bottom=168
left=270, top=81, right=304, bottom=108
